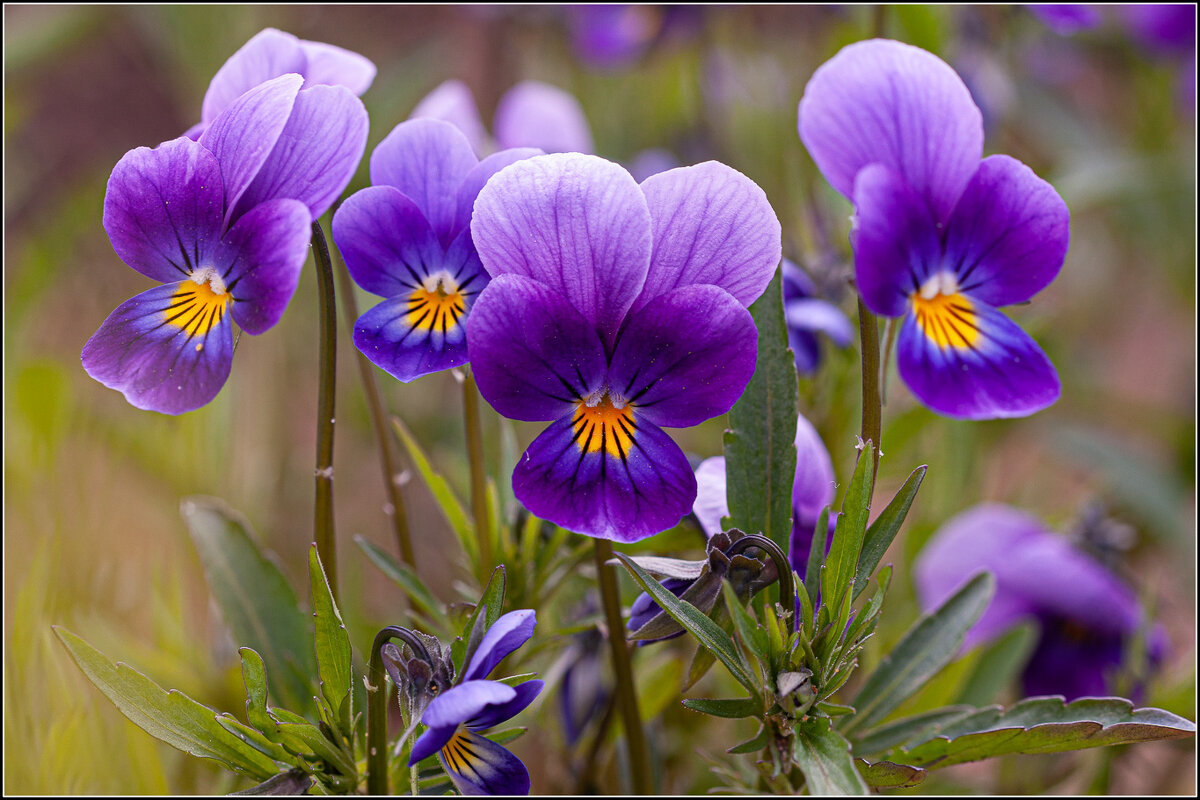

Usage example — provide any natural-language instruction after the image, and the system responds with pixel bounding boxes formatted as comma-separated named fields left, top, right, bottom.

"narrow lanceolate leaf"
left=804, top=507, right=829, bottom=611
left=392, top=416, right=474, bottom=559
left=681, top=697, right=763, bottom=719
left=853, top=465, right=926, bottom=599
left=309, top=546, right=352, bottom=737
left=354, top=535, right=453, bottom=635
left=793, top=717, right=869, bottom=795
left=728, top=724, right=770, bottom=754
left=894, top=696, right=1196, bottom=769
left=53, top=627, right=279, bottom=779
left=855, top=759, right=926, bottom=789
left=954, top=622, right=1038, bottom=707
left=454, top=565, right=506, bottom=675
left=852, top=706, right=976, bottom=757
left=239, top=648, right=277, bottom=738
left=724, top=268, right=799, bottom=553
left=613, top=552, right=759, bottom=695
left=181, top=497, right=315, bottom=714
left=822, top=442, right=875, bottom=625
left=721, top=578, right=768, bottom=665
left=845, top=572, right=994, bottom=735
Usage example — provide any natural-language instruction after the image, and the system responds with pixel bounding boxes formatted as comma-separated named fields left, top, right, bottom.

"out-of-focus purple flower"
left=467, top=153, right=780, bottom=541
left=186, top=28, right=375, bottom=139
left=1028, top=5, right=1102, bottom=35
left=83, top=75, right=368, bottom=414
left=411, top=79, right=594, bottom=156
left=554, top=599, right=610, bottom=746
left=627, top=147, right=680, bottom=182
left=799, top=39, right=1070, bottom=420
left=566, top=5, right=660, bottom=69
left=781, top=259, right=853, bottom=375
left=1117, top=4, right=1197, bottom=55
left=915, top=504, right=1167, bottom=700
left=409, top=610, right=543, bottom=795
left=332, top=119, right=540, bottom=382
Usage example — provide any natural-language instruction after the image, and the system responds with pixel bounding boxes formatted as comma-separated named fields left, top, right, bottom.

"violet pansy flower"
left=468, top=153, right=781, bottom=541
left=782, top=259, right=853, bottom=375
left=83, top=74, right=368, bottom=414
left=186, top=27, right=375, bottom=139
left=799, top=39, right=1070, bottom=419
left=915, top=504, right=1166, bottom=700
left=409, top=610, right=543, bottom=796
left=332, top=119, right=540, bottom=381
left=1027, top=5, right=1102, bottom=35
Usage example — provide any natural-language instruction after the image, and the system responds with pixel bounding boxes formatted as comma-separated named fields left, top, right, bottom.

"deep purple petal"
left=353, top=294, right=469, bottom=382
left=799, top=38, right=984, bottom=222
left=607, top=285, right=757, bottom=428
left=409, top=79, right=490, bottom=156
left=422, top=681, right=517, bottom=730
left=462, top=610, right=537, bottom=683
left=1021, top=616, right=1123, bottom=700
left=201, top=29, right=307, bottom=125
left=512, top=413, right=697, bottom=542
left=634, top=161, right=782, bottom=312
left=789, top=328, right=822, bottom=375
left=851, top=163, right=943, bottom=317
left=467, top=679, right=544, bottom=730
left=467, top=275, right=608, bottom=421
left=102, top=137, right=224, bottom=283
left=471, top=153, right=651, bottom=349
left=81, top=282, right=234, bottom=415
left=628, top=578, right=692, bottom=640
left=298, top=39, right=376, bottom=94
left=371, top=118, right=478, bottom=245
left=409, top=724, right=457, bottom=765
left=1029, top=5, right=1103, bottom=35
left=943, top=155, right=1069, bottom=307
left=896, top=297, right=1060, bottom=419
left=792, top=412, right=836, bottom=523
left=692, top=455, right=728, bottom=538
left=231, top=85, right=369, bottom=222
left=789, top=509, right=837, bottom=577
left=439, top=730, right=531, bottom=795
left=1118, top=4, right=1197, bottom=54
left=785, top=299, right=855, bottom=346
left=493, top=80, right=594, bottom=154
left=568, top=5, right=658, bottom=68
left=333, top=186, right=444, bottom=298
left=216, top=198, right=311, bottom=335
left=559, top=647, right=607, bottom=745
left=453, top=147, right=544, bottom=237
left=200, top=74, right=300, bottom=228
left=781, top=258, right=816, bottom=303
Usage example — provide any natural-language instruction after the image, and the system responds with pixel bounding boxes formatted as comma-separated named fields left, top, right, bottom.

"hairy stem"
left=366, top=626, right=431, bottom=795
left=312, top=221, right=338, bottom=601
left=725, top=534, right=797, bottom=635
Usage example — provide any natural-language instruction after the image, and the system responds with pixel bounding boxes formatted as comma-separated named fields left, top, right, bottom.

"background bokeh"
left=4, top=4, right=1195, bottom=794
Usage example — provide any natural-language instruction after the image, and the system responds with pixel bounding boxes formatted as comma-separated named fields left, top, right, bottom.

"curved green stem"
left=724, top=534, right=797, bottom=636
left=366, top=626, right=431, bottom=795
left=312, top=220, right=338, bottom=601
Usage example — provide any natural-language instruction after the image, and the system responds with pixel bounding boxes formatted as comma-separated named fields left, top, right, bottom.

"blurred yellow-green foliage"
left=4, top=4, right=1194, bottom=794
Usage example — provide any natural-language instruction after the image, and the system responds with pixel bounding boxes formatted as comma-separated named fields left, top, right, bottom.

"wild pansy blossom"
left=468, top=153, right=781, bottom=541
left=782, top=259, right=853, bottom=375
left=409, top=610, right=543, bottom=795
left=82, top=74, right=368, bottom=414
left=1027, top=5, right=1102, bottom=35
left=411, top=79, right=594, bottom=156
left=185, top=27, right=375, bottom=139
left=916, top=504, right=1167, bottom=700
left=799, top=39, right=1070, bottom=419
left=332, top=119, right=539, bottom=381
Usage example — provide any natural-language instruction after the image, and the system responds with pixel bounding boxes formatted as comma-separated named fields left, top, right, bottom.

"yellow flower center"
left=573, top=393, right=636, bottom=459
left=911, top=273, right=979, bottom=350
left=407, top=272, right=466, bottom=333
left=165, top=268, right=232, bottom=337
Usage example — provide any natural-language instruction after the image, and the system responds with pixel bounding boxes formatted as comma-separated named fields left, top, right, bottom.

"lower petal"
left=353, top=293, right=469, bottom=382
left=513, top=413, right=697, bottom=542
left=82, top=282, right=234, bottom=415
left=439, top=730, right=531, bottom=796
left=897, top=297, right=1060, bottom=419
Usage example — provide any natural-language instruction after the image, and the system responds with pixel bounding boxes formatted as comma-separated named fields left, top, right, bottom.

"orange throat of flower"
left=407, top=274, right=465, bottom=334
left=911, top=290, right=979, bottom=350
left=165, top=269, right=232, bottom=337
left=573, top=395, right=636, bottom=459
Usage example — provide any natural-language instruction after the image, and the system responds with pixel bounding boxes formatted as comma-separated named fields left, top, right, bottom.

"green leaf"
left=181, top=497, right=315, bottom=714
left=853, top=465, right=925, bottom=599
left=845, top=572, right=994, bottom=735
left=819, top=702, right=856, bottom=717
left=894, top=696, right=1196, bottom=769
left=355, top=535, right=453, bottom=635
left=793, top=717, right=869, bottom=795
left=728, top=724, right=770, bottom=754
left=724, top=268, right=799, bottom=553
left=855, top=758, right=926, bottom=789
left=215, top=714, right=294, bottom=764
left=720, top=578, right=768, bottom=666
left=238, top=648, right=276, bottom=737
left=309, top=546, right=352, bottom=739
left=681, top=697, right=762, bottom=719
left=53, top=627, right=279, bottom=779
left=613, top=552, right=759, bottom=695
left=804, top=507, right=829, bottom=612
left=852, top=706, right=975, bottom=757
left=954, top=622, right=1038, bottom=707
left=453, top=565, right=506, bottom=675
left=822, top=442, right=875, bottom=627
left=273, top=720, right=357, bottom=779
left=392, top=416, right=474, bottom=558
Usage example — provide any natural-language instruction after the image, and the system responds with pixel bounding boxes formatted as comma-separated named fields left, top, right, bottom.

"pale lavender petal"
left=633, top=161, right=782, bottom=312
left=217, top=198, right=312, bottom=335
left=462, top=610, right=537, bottom=682
left=439, top=730, right=531, bottom=795
left=466, top=679, right=543, bottom=730
left=493, top=80, right=594, bottom=154
left=201, top=29, right=306, bottom=125
left=410, top=79, right=490, bottom=155
left=799, top=38, right=984, bottom=221
left=471, top=153, right=652, bottom=349
left=102, top=137, right=224, bottom=283
left=453, top=147, right=544, bottom=236
left=298, top=39, right=376, bottom=94
left=692, top=456, right=728, bottom=538
left=607, top=284, right=757, bottom=428
left=943, top=155, right=1070, bottom=307
left=792, top=413, right=835, bottom=523
left=785, top=299, right=855, bottom=346
left=333, top=186, right=444, bottom=298
left=371, top=118, right=478, bottom=245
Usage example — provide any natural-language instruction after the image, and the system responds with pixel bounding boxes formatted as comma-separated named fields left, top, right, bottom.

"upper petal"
left=462, top=610, right=537, bottom=683
left=422, top=680, right=517, bottom=729
left=633, top=161, right=781, bottom=312
left=608, top=285, right=757, bottom=429
left=471, top=153, right=652, bottom=350
left=298, top=38, right=376, bottom=95
left=798, top=38, right=983, bottom=222
left=466, top=679, right=544, bottom=730
left=103, top=137, right=225, bottom=283
left=453, top=147, right=544, bottom=238
left=493, top=80, right=594, bottom=154
left=201, top=29, right=307, bottom=125
left=333, top=185, right=444, bottom=298
left=217, top=198, right=312, bottom=335
left=410, top=79, right=490, bottom=156
left=943, top=154, right=1070, bottom=307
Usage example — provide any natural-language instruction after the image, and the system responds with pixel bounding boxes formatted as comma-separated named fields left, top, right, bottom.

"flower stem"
left=592, top=539, right=652, bottom=793
left=333, top=257, right=416, bottom=566
left=366, top=626, right=431, bottom=795
left=461, top=370, right=494, bottom=574
left=312, top=220, right=338, bottom=601
left=724, top=534, right=797, bottom=635
left=857, top=297, right=882, bottom=480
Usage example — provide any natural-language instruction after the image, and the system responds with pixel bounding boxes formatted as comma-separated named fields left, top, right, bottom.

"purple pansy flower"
left=799, top=39, right=1070, bottom=420
left=915, top=504, right=1166, bottom=700
left=566, top=5, right=661, bottom=69
left=410, top=79, right=594, bottom=157
left=1027, top=5, right=1103, bottom=35
left=82, top=74, right=368, bottom=414
left=186, top=27, right=375, bottom=140
left=782, top=259, right=853, bottom=375
left=467, top=153, right=781, bottom=541
left=332, top=119, right=540, bottom=382
left=409, top=610, right=543, bottom=796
